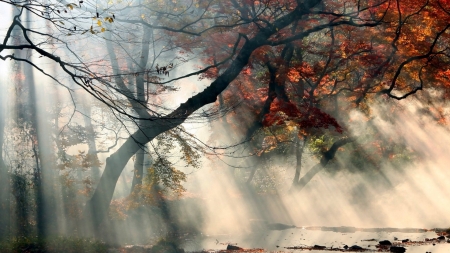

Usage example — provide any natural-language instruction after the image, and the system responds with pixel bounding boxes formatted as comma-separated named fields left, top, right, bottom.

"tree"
left=1, top=0, right=450, bottom=234
left=200, top=0, right=450, bottom=192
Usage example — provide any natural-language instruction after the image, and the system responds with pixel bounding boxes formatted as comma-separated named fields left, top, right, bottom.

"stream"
left=179, top=226, right=450, bottom=252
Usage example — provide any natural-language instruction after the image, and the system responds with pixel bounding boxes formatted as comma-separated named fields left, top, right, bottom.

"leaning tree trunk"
left=293, top=137, right=353, bottom=191
left=104, top=26, right=153, bottom=194
left=83, top=0, right=323, bottom=230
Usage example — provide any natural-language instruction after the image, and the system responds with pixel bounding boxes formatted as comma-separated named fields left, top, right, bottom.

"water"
left=180, top=227, right=450, bottom=252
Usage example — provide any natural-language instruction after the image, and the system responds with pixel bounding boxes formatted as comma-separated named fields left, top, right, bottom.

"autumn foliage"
left=188, top=0, right=450, bottom=146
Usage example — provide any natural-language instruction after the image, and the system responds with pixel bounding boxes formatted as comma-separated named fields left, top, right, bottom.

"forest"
left=0, top=0, right=450, bottom=252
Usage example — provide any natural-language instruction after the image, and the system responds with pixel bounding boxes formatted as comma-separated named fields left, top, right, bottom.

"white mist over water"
left=163, top=97, right=450, bottom=252
left=175, top=97, right=450, bottom=240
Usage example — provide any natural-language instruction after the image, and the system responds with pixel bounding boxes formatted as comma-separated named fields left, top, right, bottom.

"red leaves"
left=262, top=99, right=343, bottom=133
left=262, top=100, right=300, bottom=126
left=297, top=106, right=343, bottom=134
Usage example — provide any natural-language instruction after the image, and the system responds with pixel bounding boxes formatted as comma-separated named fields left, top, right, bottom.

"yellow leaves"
left=90, top=16, right=115, bottom=33
left=144, top=159, right=187, bottom=197
left=104, top=16, right=114, bottom=23
left=286, top=121, right=297, bottom=132
left=66, top=3, right=74, bottom=10
left=262, top=136, right=277, bottom=151
left=109, top=199, right=129, bottom=220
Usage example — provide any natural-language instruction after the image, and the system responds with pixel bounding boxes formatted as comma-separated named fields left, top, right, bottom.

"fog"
left=182, top=99, right=450, bottom=230
left=1, top=0, right=450, bottom=252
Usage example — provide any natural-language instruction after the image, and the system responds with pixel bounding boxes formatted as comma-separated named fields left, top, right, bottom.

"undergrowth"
left=0, top=236, right=109, bottom=253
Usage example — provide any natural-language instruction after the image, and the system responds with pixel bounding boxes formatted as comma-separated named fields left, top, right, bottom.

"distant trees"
left=0, top=0, right=449, bottom=236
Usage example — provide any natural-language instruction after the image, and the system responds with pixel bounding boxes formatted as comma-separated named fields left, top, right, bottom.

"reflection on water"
left=180, top=227, right=450, bottom=252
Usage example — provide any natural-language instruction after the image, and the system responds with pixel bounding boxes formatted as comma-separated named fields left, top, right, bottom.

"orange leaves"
left=437, top=69, right=450, bottom=83
left=242, top=67, right=252, bottom=75
left=185, top=0, right=450, bottom=134
left=261, top=135, right=278, bottom=151
left=262, top=99, right=343, bottom=133
left=426, top=106, right=448, bottom=125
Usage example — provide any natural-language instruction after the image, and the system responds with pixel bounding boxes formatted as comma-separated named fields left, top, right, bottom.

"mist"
left=1, top=0, right=450, bottom=252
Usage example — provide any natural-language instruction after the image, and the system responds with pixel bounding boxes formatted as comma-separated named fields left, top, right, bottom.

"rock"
left=390, top=246, right=406, bottom=253
left=314, top=245, right=326, bottom=249
left=437, top=236, right=445, bottom=240
left=402, top=239, right=410, bottom=243
left=350, top=245, right=363, bottom=250
left=379, top=240, right=392, bottom=246
left=344, top=245, right=349, bottom=249
left=227, top=245, right=243, bottom=251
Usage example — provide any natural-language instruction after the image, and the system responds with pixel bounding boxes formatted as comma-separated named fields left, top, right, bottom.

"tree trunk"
left=81, top=103, right=101, bottom=182
left=292, top=135, right=307, bottom=186
left=131, top=149, right=145, bottom=193
left=246, top=165, right=258, bottom=184
left=16, top=9, right=56, bottom=237
left=130, top=26, right=151, bottom=193
left=0, top=78, right=10, bottom=239
left=104, top=26, right=152, bottom=194
left=245, top=44, right=294, bottom=184
left=26, top=57, right=58, bottom=238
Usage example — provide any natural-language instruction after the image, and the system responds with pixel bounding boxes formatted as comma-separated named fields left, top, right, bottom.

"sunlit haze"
left=1, top=0, right=450, bottom=252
